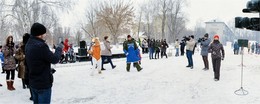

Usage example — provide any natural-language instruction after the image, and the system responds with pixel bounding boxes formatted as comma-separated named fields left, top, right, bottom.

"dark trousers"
left=126, top=63, right=141, bottom=71
left=186, top=50, right=193, bottom=66
left=31, top=87, right=52, bottom=104
left=101, top=56, right=115, bottom=69
left=6, top=70, right=15, bottom=80
left=202, top=56, right=209, bottom=69
left=212, top=57, right=221, bottom=80
left=161, top=51, right=167, bottom=58
left=180, top=47, right=185, bottom=56
left=1, top=66, right=5, bottom=73
left=155, top=51, right=160, bottom=59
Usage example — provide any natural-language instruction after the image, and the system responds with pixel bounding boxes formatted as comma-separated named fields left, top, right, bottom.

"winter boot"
left=126, top=63, right=131, bottom=72
left=22, top=79, right=26, bottom=89
left=134, top=63, right=142, bottom=72
left=0, top=83, right=2, bottom=87
left=10, top=80, right=16, bottom=90
left=1, top=67, right=5, bottom=74
left=6, top=81, right=12, bottom=90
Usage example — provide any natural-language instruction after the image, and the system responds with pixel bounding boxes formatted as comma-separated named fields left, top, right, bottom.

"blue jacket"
left=200, top=39, right=211, bottom=56
left=25, top=36, right=62, bottom=89
left=123, top=39, right=140, bottom=63
left=0, top=51, right=4, bottom=64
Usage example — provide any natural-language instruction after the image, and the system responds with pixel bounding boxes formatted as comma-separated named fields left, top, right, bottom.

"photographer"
left=200, top=33, right=211, bottom=70
left=185, top=35, right=196, bottom=69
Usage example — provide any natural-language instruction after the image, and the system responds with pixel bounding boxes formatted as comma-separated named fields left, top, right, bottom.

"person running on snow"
left=123, top=35, right=142, bottom=72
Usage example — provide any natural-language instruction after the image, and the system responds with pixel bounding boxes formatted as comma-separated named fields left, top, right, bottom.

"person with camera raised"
left=200, top=33, right=211, bottom=70
left=185, top=35, right=196, bottom=69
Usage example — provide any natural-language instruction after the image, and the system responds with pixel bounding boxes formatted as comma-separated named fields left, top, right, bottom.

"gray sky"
left=61, top=0, right=259, bottom=30
left=185, top=0, right=259, bottom=29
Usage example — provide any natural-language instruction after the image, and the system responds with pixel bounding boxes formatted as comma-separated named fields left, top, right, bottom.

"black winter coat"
left=25, top=36, right=62, bottom=89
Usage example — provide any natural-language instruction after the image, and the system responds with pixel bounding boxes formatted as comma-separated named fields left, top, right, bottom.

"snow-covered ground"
left=1, top=46, right=260, bottom=104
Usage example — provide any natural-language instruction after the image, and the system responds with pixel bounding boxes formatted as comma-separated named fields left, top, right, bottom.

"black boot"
left=1, top=67, right=5, bottom=74
left=22, top=79, right=26, bottom=89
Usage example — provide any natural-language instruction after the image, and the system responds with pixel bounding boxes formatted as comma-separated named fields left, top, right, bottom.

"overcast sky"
left=185, top=0, right=259, bottom=29
left=61, top=0, right=259, bottom=30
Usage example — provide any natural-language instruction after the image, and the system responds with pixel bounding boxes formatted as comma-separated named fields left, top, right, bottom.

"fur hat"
left=30, top=23, right=46, bottom=36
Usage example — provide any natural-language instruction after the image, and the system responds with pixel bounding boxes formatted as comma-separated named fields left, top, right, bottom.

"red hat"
left=214, top=35, right=219, bottom=40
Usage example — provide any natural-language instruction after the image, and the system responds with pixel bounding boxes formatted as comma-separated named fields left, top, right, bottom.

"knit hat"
left=30, top=23, right=46, bottom=36
left=214, top=35, right=219, bottom=40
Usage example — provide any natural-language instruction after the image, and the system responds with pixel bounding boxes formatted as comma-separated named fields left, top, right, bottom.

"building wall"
left=205, top=22, right=234, bottom=45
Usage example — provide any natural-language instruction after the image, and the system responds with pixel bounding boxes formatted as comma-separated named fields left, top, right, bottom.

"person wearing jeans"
left=185, top=35, right=196, bottom=69
left=101, top=36, right=116, bottom=70
left=26, top=23, right=63, bottom=104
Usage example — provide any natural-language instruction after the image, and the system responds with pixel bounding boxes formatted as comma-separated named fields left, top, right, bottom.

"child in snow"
left=88, top=37, right=102, bottom=76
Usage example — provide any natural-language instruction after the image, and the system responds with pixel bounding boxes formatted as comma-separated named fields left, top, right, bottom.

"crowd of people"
left=0, top=21, right=231, bottom=103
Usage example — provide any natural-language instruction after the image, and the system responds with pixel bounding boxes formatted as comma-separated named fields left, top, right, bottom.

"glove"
left=125, top=52, right=129, bottom=56
left=57, top=42, right=64, bottom=49
left=221, top=57, right=224, bottom=60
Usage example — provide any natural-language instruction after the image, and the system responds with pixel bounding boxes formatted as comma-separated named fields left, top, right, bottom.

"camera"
left=182, top=36, right=191, bottom=42
left=197, top=38, right=205, bottom=43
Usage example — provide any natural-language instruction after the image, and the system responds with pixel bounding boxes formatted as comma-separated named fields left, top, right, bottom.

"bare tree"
left=97, top=0, right=134, bottom=44
left=166, top=0, right=187, bottom=43
left=4, top=0, right=74, bottom=42
left=0, top=0, right=11, bottom=44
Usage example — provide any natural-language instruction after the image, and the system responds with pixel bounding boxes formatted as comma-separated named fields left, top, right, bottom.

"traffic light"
left=235, top=0, right=260, bottom=31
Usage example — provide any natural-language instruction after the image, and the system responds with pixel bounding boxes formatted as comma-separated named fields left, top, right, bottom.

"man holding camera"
left=186, top=35, right=196, bottom=69
left=200, top=33, right=211, bottom=70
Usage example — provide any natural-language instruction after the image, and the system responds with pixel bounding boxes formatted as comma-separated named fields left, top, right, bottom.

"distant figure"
left=175, top=39, right=180, bottom=57
left=233, top=41, right=239, bottom=55
left=123, top=35, right=142, bottom=72
left=0, top=45, right=5, bottom=74
left=161, top=40, right=169, bottom=58
left=180, top=39, right=186, bottom=56
left=154, top=40, right=161, bottom=59
left=142, top=39, right=148, bottom=54
left=208, top=35, right=225, bottom=81
left=0, top=45, right=3, bottom=86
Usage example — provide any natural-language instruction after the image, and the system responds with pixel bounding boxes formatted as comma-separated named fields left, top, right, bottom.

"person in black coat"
left=180, top=40, right=186, bottom=56
left=25, top=23, right=63, bottom=104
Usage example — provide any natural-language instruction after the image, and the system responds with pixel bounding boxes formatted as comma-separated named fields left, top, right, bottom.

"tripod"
left=234, top=47, right=248, bottom=95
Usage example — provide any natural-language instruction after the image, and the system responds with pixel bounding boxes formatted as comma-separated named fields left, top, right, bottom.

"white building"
left=205, top=20, right=234, bottom=45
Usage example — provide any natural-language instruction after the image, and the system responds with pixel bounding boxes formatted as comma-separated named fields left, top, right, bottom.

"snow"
left=1, top=46, right=260, bottom=104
